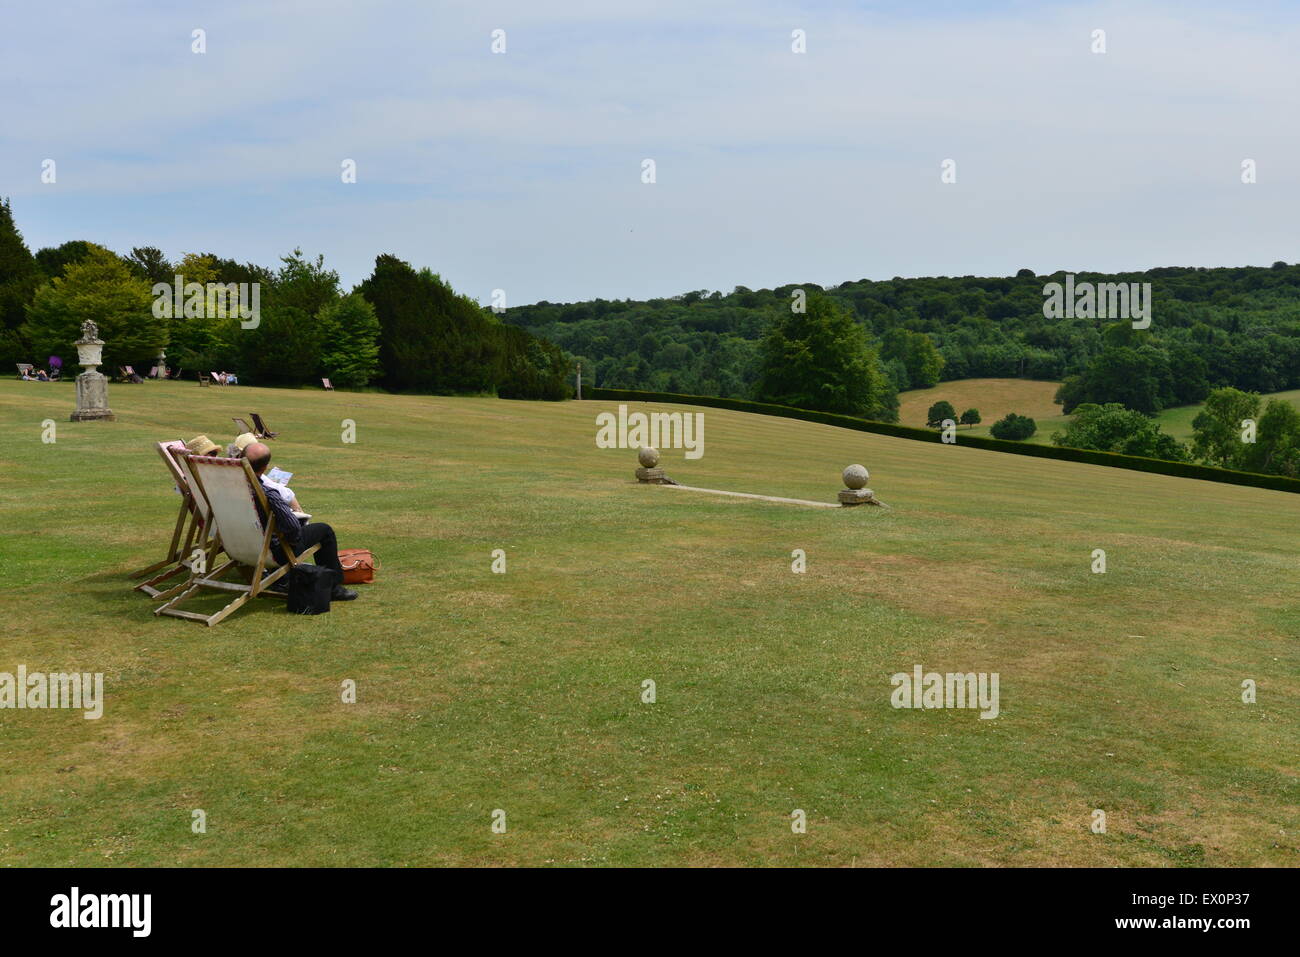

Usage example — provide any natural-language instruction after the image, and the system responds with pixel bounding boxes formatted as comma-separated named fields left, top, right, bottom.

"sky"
left=2, top=0, right=1298, bottom=306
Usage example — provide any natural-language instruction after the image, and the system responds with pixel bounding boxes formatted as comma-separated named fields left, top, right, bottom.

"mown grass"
left=0, top=379, right=1296, bottom=866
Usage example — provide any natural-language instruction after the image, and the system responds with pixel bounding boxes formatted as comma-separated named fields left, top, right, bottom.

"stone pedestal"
left=838, top=487, right=876, bottom=506
left=635, top=466, right=668, bottom=483
left=71, top=370, right=115, bottom=421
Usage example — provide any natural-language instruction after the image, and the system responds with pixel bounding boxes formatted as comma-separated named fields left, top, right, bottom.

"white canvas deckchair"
left=154, top=456, right=319, bottom=626
left=147, top=450, right=227, bottom=602
left=132, top=441, right=205, bottom=596
left=139, top=446, right=232, bottom=599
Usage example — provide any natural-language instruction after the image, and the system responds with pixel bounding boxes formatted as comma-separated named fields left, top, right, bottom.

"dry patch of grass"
left=898, top=378, right=1062, bottom=429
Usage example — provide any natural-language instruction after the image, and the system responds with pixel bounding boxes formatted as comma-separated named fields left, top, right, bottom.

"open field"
left=1156, top=388, right=1300, bottom=444
left=898, top=378, right=1063, bottom=429
left=898, top=378, right=1067, bottom=443
left=905, top=380, right=1300, bottom=450
left=0, top=379, right=1296, bottom=866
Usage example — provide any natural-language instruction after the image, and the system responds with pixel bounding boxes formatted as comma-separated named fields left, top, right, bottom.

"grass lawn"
left=0, top=379, right=1296, bottom=866
left=1156, top=388, right=1300, bottom=444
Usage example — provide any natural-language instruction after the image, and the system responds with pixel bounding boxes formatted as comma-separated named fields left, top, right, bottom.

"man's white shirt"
left=260, top=475, right=295, bottom=505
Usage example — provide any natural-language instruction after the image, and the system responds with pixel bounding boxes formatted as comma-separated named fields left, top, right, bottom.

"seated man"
left=242, top=442, right=356, bottom=601
left=230, top=433, right=305, bottom=512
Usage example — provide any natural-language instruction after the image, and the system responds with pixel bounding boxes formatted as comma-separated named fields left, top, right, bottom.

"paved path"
left=653, top=483, right=841, bottom=509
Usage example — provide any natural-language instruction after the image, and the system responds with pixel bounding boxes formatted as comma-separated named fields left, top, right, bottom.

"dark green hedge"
left=585, top=387, right=1300, bottom=494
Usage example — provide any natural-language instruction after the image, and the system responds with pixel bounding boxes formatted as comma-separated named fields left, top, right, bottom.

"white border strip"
left=653, top=483, right=841, bottom=509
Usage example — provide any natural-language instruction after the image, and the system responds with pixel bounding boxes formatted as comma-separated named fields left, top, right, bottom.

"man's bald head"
left=245, top=442, right=272, bottom=475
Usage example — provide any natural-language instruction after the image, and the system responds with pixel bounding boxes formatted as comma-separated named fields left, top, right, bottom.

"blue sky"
left=2, top=0, right=1297, bottom=305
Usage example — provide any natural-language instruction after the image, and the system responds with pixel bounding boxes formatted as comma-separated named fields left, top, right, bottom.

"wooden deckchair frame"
left=154, top=456, right=318, bottom=626
left=133, top=446, right=230, bottom=597
left=132, top=442, right=204, bottom=594
left=147, top=452, right=226, bottom=603
left=232, top=416, right=254, bottom=436
left=249, top=412, right=278, bottom=439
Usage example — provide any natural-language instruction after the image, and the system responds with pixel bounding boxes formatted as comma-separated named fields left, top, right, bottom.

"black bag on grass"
left=286, top=563, right=340, bottom=615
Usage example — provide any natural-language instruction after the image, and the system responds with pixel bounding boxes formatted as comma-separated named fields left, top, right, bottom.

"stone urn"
left=70, top=319, right=115, bottom=422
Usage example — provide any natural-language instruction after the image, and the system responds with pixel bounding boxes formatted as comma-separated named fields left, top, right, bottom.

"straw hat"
left=185, top=434, right=220, bottom=456
left=230, top=432, right=257, bottom=455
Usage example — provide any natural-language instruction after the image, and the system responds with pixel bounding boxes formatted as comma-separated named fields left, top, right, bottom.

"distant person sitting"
left=242, top=442, right=356, bottom=601
left=35, top=369, right=49, bottom=381
left=222, top=371, right=238, bottom=385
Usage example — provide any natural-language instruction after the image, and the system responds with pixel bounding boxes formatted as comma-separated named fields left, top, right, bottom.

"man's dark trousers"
left=276, top=522, right=342, bottom=574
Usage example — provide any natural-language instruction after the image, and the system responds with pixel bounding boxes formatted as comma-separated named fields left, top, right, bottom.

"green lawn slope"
left=0, top=379, right=1295, bottom=866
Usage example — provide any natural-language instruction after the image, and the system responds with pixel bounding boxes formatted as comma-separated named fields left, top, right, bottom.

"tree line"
left=503, top=263, right=1300, bottom=416
left=0, top=199, right=569, bottom=399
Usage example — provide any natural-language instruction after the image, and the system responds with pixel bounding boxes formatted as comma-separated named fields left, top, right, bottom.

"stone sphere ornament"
left=842, top=464, right=869, bottom=490
left=634, top=446, right=670, bottom=484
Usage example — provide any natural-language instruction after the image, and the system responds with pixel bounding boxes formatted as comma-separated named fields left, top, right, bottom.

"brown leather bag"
left=338, top=548, right=377, bottom=584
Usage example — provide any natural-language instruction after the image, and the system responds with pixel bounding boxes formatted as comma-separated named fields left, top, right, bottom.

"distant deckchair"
left=154, top=457, right=319, bottom=626
left=132, top=442, right=211, bottom=596
left=249, top=412, right=278, bottom=439
left=321, top=378, right=334, bottom=391
left=16, top=363, right=33, bottom=379
left=232, top=416, right=254, bottom=436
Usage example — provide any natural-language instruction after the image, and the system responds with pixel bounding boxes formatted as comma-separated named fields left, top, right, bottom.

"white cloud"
left=3, top=0, right=1296, bottom=299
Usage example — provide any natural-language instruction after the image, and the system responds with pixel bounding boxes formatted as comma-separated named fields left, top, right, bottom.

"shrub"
left=990, top=413, right=1037, bottom=440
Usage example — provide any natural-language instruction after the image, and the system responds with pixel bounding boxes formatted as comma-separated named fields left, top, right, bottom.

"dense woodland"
left=505, top=263, right=1300, bottom=416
